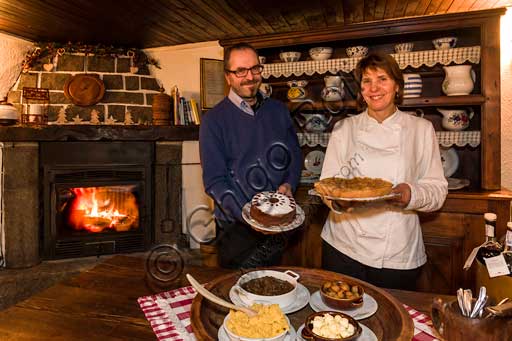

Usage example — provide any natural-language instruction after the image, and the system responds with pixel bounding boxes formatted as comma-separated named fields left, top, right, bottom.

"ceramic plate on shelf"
left=297, top=322, right=377, bottom=341
left=304, top=150, right=325, bottom=174
left=447, top=177, right=470, bottom=190
left=440, top=147, right=459, bottom=178
left=229, top=283, right=310, bottom=314
left=309, top=291, right=378, bottom=320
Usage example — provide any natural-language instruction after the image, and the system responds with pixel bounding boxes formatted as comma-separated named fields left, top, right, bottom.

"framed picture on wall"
left=200, top=58, right=225, bottom=110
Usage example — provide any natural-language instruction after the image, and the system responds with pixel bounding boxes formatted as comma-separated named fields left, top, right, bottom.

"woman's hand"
left=390, top=183, right=411, bottom=207
left=277, top=183, right=293, bottom=197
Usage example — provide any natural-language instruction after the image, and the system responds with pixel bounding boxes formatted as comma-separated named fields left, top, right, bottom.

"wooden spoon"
left=186, top=274, right=258, bottom=317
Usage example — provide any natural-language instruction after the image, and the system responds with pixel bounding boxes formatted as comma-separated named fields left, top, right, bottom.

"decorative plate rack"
left=262, top=46, right=480, bottom=78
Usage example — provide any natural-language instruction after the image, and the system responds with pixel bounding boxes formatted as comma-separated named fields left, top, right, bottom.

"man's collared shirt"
left=227, top=88, right=266, bottom=116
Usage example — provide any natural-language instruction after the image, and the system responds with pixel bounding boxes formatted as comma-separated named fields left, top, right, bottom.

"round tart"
left=314, top=177, right=393, bottom=198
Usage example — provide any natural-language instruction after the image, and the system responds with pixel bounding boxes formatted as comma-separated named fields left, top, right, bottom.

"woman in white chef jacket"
left=320, top=53, right=448, bottom=290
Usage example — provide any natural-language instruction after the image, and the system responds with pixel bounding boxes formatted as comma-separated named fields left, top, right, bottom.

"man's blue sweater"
left=199, top=96, right=302, bottom=222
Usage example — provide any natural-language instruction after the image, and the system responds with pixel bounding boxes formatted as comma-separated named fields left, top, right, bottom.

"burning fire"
left=67, top=186, right=139, bottom=233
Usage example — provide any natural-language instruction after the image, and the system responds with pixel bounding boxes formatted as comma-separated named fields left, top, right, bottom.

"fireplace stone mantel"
left=0, top=125, right=199, bottom=142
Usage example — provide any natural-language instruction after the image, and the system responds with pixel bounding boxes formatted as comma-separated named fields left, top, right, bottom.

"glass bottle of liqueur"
left=502, top=222, right=512, bottom=274
left=476, top=213, right=502, bottom=264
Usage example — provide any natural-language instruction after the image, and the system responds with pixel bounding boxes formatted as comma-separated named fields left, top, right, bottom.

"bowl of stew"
left=234, top=270, right=300, bottom=307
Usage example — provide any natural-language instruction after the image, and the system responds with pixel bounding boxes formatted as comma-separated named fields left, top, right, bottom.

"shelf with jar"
left=261, top=45, right=480, bottom=78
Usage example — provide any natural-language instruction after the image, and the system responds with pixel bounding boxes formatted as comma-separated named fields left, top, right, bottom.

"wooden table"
left=0, top=255, right=451, bottom=340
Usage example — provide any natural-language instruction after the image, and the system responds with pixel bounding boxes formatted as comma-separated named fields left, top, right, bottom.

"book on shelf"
left=190, top=98, right=201, bottom=124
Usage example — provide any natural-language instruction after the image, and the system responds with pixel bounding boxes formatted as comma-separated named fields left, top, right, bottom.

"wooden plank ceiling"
left=0, top=0, right=510, bottom=48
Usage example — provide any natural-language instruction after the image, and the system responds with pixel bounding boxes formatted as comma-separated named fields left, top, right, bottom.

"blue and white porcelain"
left=403, top=73, right=422, bottom=98
left=280, top=51, right=301, bottom=62
left=346, top=46, right=368, bottom=58
left=309, top=47, right=333, bottom=60
left=432, top=37, right=457, bottom=50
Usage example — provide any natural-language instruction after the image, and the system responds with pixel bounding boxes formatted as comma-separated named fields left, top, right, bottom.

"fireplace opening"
left=58, top=185, right=141, bottom=234
left=41, top=142, right=153, bottom=259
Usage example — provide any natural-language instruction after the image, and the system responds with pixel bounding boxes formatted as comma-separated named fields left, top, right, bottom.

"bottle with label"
left=502, top=222, right=512, bottom=273
left=476, top=213, right=502, bottom=264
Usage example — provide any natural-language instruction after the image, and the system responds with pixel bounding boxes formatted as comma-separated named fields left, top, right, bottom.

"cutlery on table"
left=186, top=273, right=258, bottom=317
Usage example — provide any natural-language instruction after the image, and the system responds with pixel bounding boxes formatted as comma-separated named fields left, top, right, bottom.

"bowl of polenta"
left=223, top=303, right=290, bottom=340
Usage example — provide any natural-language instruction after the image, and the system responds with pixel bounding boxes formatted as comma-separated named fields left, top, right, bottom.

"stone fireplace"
left=0, top=135, right=191, bottom=268
left=0, top=51, right=203, bottom=268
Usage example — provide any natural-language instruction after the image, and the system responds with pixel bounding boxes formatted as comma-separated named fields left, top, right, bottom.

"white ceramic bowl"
left=279, top=51, right=301, bottom=62
left=432, top=37, right=457, bottom=50
left=223, top=313, right=289, bottom=341
left=234, top=270, right=300, bottom=308
left=394, top=42, right=414, bottom=53
left=258, top=56, right=266, bottom=64
left=309, top=47, right=333, bottom=60
left=345, top=46, right=368, bottom=58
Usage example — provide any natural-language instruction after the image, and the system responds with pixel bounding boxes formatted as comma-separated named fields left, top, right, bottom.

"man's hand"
left=277, top=183, right=293, bottom=197
left=390, top=183, right=411, bottom=207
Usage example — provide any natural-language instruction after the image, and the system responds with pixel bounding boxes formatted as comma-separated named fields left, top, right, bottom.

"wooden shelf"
left=400, top=95, right=485, bottom=107
left=0, top=125, right=200, bottom=142
left=287, top=95, right=485, bottom=112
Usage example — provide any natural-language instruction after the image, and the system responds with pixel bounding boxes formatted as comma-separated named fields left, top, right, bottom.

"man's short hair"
left=224, top=42, right=259, bottom=71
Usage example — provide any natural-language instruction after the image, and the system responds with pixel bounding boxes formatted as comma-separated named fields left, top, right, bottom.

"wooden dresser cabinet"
left=220, top=8, right=512, bottom=294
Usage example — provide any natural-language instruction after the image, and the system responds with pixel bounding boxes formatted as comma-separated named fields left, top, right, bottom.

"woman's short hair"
left=223, top=42, right=259, bottom=71
left=353, top=52, right=404, bottom=110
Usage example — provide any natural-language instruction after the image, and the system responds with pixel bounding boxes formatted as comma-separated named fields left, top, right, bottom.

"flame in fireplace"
left=68, top=186, right=139, bottom=233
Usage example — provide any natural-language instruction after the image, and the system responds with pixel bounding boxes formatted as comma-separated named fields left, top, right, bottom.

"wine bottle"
left=476, top=213, right=502, bottom=264
left=502, top=222, right=512, bottom=273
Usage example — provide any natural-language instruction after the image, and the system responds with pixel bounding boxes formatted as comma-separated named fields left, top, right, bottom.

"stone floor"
left=0, top=248, right=204, bottom=311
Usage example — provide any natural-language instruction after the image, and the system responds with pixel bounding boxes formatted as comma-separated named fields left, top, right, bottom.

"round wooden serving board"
left=190, top=266, right=414, bottom=341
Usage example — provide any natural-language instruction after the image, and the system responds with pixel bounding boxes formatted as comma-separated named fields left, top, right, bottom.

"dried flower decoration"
left=21, top=42, right=161, bottom=72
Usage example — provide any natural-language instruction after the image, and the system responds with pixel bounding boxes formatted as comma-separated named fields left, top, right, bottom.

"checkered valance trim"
left=297, top=130, right=480, bottom=148
left=437, top=130, right=480, bottom=147
left=262, top=46, right=480, bottom=78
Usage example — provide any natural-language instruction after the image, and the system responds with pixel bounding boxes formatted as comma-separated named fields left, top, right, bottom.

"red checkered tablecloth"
left=138, top=286, right=443, bottom=341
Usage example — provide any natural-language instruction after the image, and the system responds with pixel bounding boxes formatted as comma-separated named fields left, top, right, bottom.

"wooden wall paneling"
left=414, top=0, right=434, bottom=15
left=374, top=0, right=388, bottom=20
left=224, top=0, right=275, bottom=35
left=279, top=7, right=310, bottom=31
left=363, top=0, right=377, bottom=21
left=384, top=0, right=400, bottom=19
left=393, top=0, right=410, bottom=17
left=404, top=1, right=421, bottom=16
left=302, top=6, right=328, bottom=29
left=324, top=0, right=345, bottom=26
left=343, top=0, right=364, bottom=24
left=480, top=16, right=502, bottom=189
left=437, top=0, right=456, bottom=12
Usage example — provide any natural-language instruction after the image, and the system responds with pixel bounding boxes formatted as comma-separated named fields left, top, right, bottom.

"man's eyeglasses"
left=225, top=64, right=264, bottom=78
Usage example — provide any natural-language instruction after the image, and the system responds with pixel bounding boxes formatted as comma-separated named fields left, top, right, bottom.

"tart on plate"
left=314, top=177, right=393, bottom=199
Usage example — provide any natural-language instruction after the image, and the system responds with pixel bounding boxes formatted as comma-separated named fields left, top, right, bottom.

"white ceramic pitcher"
left=442, top=65, right=475, bottom=96
left=437, top=108, right=474, bottom=131
left=322, top=75, right=344, bottom=101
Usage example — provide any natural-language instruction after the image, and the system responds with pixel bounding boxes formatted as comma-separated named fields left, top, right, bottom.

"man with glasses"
left=199, top=42, right=302, bottom=269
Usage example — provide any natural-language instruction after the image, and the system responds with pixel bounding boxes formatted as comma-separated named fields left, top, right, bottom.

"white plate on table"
left=308, top=188, right=400, bottom=202
left=304, top=150, right=325, bottom=174
left=309, top=291, right=378, bottom=320
left=218, top=317, right=297, bottom=340
left=229, top=283, right=311, bottom=314
left=241, top=202, right=305, bottom=233
left=296, top=322, right=377, bottom=341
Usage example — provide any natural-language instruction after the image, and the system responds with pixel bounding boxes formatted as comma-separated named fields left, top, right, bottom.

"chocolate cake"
left=249, top=191, right=296, bottom=227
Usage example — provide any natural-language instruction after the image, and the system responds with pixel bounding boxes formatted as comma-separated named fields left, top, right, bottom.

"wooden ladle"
left=186, top=274, right=258, bottom=317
